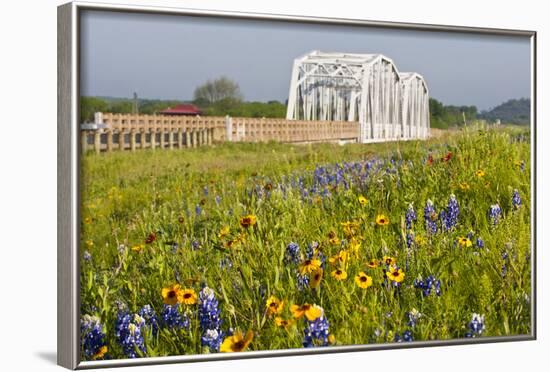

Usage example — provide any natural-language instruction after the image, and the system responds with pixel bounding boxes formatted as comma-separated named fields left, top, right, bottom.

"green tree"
left=80, top=97, right=108, bottom=123
left=193, top=77, right=243, bottom=104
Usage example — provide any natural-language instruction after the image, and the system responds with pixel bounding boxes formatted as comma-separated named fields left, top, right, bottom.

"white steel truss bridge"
left=286, top=51, right=430, bottom=143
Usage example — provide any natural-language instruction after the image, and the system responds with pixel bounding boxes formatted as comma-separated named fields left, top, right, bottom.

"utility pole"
left=132, top=92, right=139, bottom=114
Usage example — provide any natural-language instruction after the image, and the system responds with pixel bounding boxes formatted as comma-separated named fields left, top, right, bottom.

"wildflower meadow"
left=79, top=125, right=531, bottom=361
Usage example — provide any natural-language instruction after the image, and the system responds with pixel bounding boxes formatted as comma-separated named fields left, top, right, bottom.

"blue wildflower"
left=424, top=200, right=438, bottom=234
left=406, top=309, right=422, bottom=328
left=83, top=250, right=92, bottom=262
left=302, top=306, right=331, bottom=347
left=413, top=275, right=441, bottom=297
left=215, top=195, right=221, bottom=205
left=198, top=287, right=223, bottom=352
left=138, top=305, right=160, bottom=336
left=219, top=256, right=233, bottom=269
left=465, top=313, right=485, bottom=338
left=405, top=204, right=417, bottom=230
left=161, top=304, right=189, bottom=329
left=441, top=194, right=459, bottom=231
left=394, top=330, right=413, bottom=342
left=296, top=273, right=310, bottom=291
left=191, top=240, right=200, bottom=250
left=195, top=205, right=202, bottom=216
left=114, top=312, right=147, bottom=358
left=284, top=242, right=301, bottom=265
left=476, top=237, right=485, bottom=248
left=512, top=189, right=521, bottom=209
left=488, top=204, right=502, bottom=225
left=80, top=315, right=107, bottom=360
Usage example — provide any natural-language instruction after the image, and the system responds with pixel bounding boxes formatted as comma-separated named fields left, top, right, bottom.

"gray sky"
left=80, top=10, right=531, bottom=111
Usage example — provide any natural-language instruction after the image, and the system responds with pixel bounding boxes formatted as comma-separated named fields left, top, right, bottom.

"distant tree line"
left=429, top=98, right=478, bottom=129
left=80, top=76, right=529, bottom=127
left=478, top=98, right=530, bottom=125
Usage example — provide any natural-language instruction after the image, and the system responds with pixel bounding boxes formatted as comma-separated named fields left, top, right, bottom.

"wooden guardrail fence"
left=81, top=113, right=360, bottom=153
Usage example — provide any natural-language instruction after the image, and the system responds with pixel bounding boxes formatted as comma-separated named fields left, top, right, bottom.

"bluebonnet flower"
left=83, top=250, right=92, bottom=262
left=406, top=309, right=422, bottom=328
left=394, top=330, right=413, bottom=342
left=476, top=237, right=484, bottom=248
left=441, top=194, right=459, bottom=231
left=114, top=312, right=147, bottom=358
left=512, top=189, right=521, bottom=209
left=424, top=200, right=438, bottom=234
left=198, top=287, right=223, bottom=352
left=303, top=307, right=331, bottom=347
left=296, top=273, right=310, bottom=291
left=195, top=205, right=202, bottom=216
left=161, top=304, right=189, bottom=329
left=80, top=315, right=107, bottom=359
left=406, top=232, right=415, bottom=250
left=488, top=204, right=502, bottom=225
left=215, top=195, right=221, bottom=205
left=219, top=256, right=233, bottom=269
left=139, top=305, right=160, bottom=336
left=465, top=313, right=485, bottom=338
left=413, top=275, right=442, bottom=297
left=203, top=186, right=209, bottom=196
left=191, top=240, right=200, bottom=250
left=405, top=204, right=417, bottom=230
left=201, top=329, right=223, bottom=352
left=284, top=242, right=301, bottom=265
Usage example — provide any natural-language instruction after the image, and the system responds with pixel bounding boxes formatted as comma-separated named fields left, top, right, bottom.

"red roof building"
left=159, top=104, right=202, bottom=116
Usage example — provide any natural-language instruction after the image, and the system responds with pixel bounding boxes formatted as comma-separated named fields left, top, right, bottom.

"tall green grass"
left=80, top=125, right=531, bottom=360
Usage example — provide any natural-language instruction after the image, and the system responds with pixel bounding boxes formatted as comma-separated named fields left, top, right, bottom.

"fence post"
left=185, top=130, right=191, bottom=148
left=177, top=129, right=183, bottom=149
left=94, top=130, right=101, bottom=154
left=192, top=130, right=198, bottom=148
left=118, top=130, right=125, bottom=150
left=225, top=115, right=233, bottom=142
left=208, top=128, right=213, bottom=145
left=160, top=128, right=166, bottom=149
left=130, top=130, right=136, bottom=152
left=81, top=131, right=88, bottom=154
left=150, top=129, right=156, bottom=150
left=168, top=130, right=173, bottom=150
left=106, top=130, right=113, bottom=152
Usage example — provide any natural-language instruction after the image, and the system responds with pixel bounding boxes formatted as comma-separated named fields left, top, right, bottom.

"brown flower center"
left=183, top=293, right=192, bottom=299
left=233, top=340, right=245, bottom=351
left=168, top=290, right=176, bottom=298
left=360, top=276, right=367, bottom=282
left=336, top=270, right=342, bottom=275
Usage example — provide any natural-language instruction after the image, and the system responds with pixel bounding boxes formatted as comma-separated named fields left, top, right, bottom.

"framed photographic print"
left=57, top=1, right=536, bottom=369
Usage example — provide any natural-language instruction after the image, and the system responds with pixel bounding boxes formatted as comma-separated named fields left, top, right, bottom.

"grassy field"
left=79, top=125, right=531, bottom=361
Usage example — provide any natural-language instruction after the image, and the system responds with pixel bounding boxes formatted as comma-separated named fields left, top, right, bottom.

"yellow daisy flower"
left=386, top=267, right=405, bottom=283
left=458, top=237, right=473, bottom=248
left=179, top=288, right=198, bottom=305
left=329, top=250, right=348, bottom=266
left=331, top=269, right=348, bottom=281
left=376, top=214, right=390, bottom=226
left=476, top=169, right=486, bottom=178
left=239, top=215, right=257, bottom=228
left=366, top=259, right=379, bottom=268
left=291, top=303, right=322, bottom=321
left=161, top=284, right=183, bottom=306
left=355, top=272, right=373, bottom=289
left=265, top=296, right=284, bottom=316
left=358, top=195, right=368, bottom=206
left=220, top=330, right=254, bottom=352
left=274, top=317, right=293, bottom=329
left=299, top=258, right=322, bottom=275
left=310, top=268, right=324, bottom=289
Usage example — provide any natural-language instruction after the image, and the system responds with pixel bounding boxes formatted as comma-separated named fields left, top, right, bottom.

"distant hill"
left=479, top=98, right=530, bottom=125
